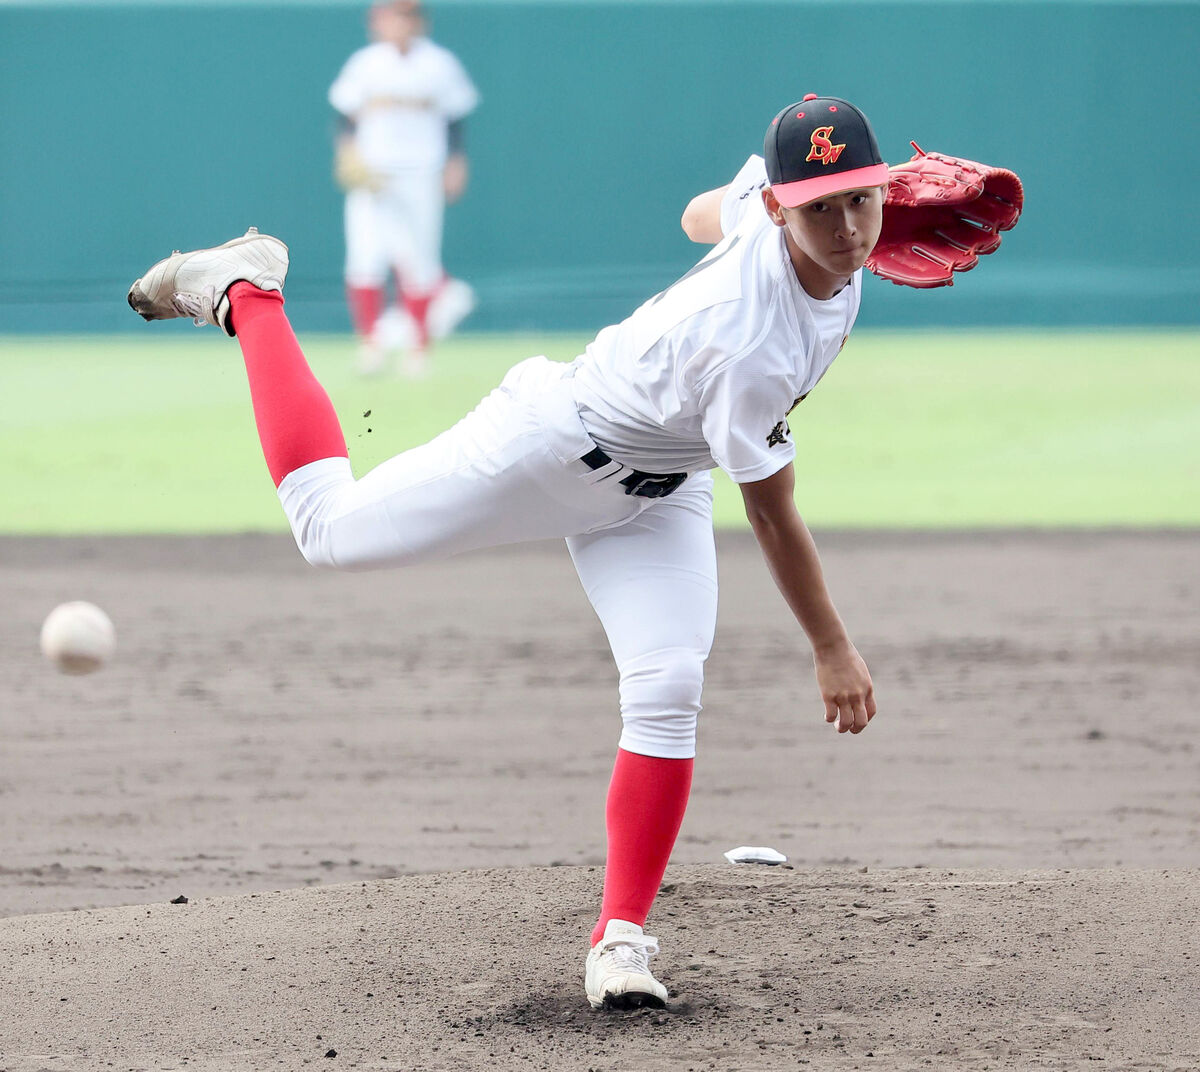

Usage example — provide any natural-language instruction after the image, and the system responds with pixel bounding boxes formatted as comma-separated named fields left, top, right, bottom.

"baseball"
left=40, top=601, right=116, bottom=675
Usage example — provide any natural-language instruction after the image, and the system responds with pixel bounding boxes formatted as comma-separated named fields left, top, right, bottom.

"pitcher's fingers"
left=838, top=702, right=855, bottom=733
left=824, top=698, right=839, bottom=724
left=850, top=695, right=870, bottom=734
left=865, top=689, right=878, bottom=720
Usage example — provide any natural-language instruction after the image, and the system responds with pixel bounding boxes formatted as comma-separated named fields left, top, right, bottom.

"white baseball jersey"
left=329, top=38, right=478, bottom=173
left=571, top=154, right=862, bottom=483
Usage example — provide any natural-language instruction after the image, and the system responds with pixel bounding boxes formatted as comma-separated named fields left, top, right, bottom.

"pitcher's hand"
left=815, top=641, right=877, bottom=734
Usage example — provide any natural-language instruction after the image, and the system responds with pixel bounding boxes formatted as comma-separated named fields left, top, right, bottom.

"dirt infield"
left=2, top=531, right=1198, bottom=1069
left=3, top=865, right=1197, bottom=1072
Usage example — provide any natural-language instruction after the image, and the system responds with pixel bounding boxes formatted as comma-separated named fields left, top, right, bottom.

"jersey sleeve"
left=437, top=51, right=479, bottom=122
left=696, top=356, right=797, bottom=483
left=719, top=155, right=769, bottom=238
left=328, top=52, right=368, bottom=116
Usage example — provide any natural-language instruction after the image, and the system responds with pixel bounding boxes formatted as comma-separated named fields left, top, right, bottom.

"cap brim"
left=770, top=162, right=891, bottom=208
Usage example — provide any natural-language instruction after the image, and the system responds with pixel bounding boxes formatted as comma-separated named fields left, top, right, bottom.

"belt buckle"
left=620, top=471, right=687, bottom=498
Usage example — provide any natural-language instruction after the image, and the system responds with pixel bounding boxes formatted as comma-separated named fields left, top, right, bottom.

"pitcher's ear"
left=762, top=186, right=787, bottom=226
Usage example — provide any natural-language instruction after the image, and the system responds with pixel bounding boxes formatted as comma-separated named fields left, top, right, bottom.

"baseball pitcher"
left=129, top=93, right=1021, bottom=1011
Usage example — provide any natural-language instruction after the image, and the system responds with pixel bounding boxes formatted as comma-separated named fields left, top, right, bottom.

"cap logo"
left=806, top=126, right=846, bottom=166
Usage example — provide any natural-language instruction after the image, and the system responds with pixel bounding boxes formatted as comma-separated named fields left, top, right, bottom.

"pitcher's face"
left=765, top=185, right=884, bottom=298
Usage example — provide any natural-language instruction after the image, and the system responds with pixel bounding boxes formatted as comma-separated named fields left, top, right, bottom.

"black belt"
left=580, top=446, right=688, bottom=499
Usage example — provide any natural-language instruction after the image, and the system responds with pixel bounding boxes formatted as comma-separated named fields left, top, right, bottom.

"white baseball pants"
left=276, top=356, right=718, bottom=758
left=343, top=168, right=445, bottom=292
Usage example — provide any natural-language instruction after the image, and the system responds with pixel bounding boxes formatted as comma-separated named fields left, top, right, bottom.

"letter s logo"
left=806, top=126, right=846, bottom=166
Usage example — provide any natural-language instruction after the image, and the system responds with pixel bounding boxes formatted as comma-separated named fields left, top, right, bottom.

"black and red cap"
left=764, top=94, right=889, bottom=208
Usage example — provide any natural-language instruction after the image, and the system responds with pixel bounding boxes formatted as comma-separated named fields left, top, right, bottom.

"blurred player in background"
left=330, top=0, right=479, bottom=377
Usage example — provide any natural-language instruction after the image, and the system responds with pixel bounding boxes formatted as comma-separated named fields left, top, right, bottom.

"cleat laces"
left=172, top=288, right=216, bottom=328
left=602, top=938, right=656, bottom=976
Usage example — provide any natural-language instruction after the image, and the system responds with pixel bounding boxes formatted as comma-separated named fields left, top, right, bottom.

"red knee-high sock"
left=401, top=288, right=434, bottom=349
left=591, top=748, right=693, bottom=946
left=346, top=284, right=385, bottom=339
left=228, top=282, right=348, bottom=488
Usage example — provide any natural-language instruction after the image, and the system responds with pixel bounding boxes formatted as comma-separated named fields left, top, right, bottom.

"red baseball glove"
left=865, top=144, right=1024, bottom=288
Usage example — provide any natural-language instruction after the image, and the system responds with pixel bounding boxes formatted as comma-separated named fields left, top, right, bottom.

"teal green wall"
left=2, top=1, right=1198, bottom=333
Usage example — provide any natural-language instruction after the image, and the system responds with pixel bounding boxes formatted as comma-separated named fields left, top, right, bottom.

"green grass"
left=3, top=330, right=1198, bottom=534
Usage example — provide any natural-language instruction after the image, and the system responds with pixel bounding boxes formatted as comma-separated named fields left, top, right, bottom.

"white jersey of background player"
left=127, top=94, right=886, bottom=1012
left=329, top=0, right=479, bottom=377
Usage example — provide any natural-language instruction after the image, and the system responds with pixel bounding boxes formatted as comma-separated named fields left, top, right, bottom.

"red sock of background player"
left=591, top=749, right=693, bottom=946
left=346, top=284, right=384, bottom=340
left=401, top=288, right=434, bottom=349
left=227, top=282, right=348, bottom=487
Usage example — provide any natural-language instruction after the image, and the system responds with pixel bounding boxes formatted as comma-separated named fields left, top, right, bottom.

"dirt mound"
left=2, top=863, right=1197, bottom=1071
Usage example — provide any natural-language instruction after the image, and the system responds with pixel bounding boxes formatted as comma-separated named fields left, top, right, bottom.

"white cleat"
left=373, top=306, right=416, bottom=352
left=127, top=227, right=288, bottom=337
left=585, top=919, right=668, bottom=1011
